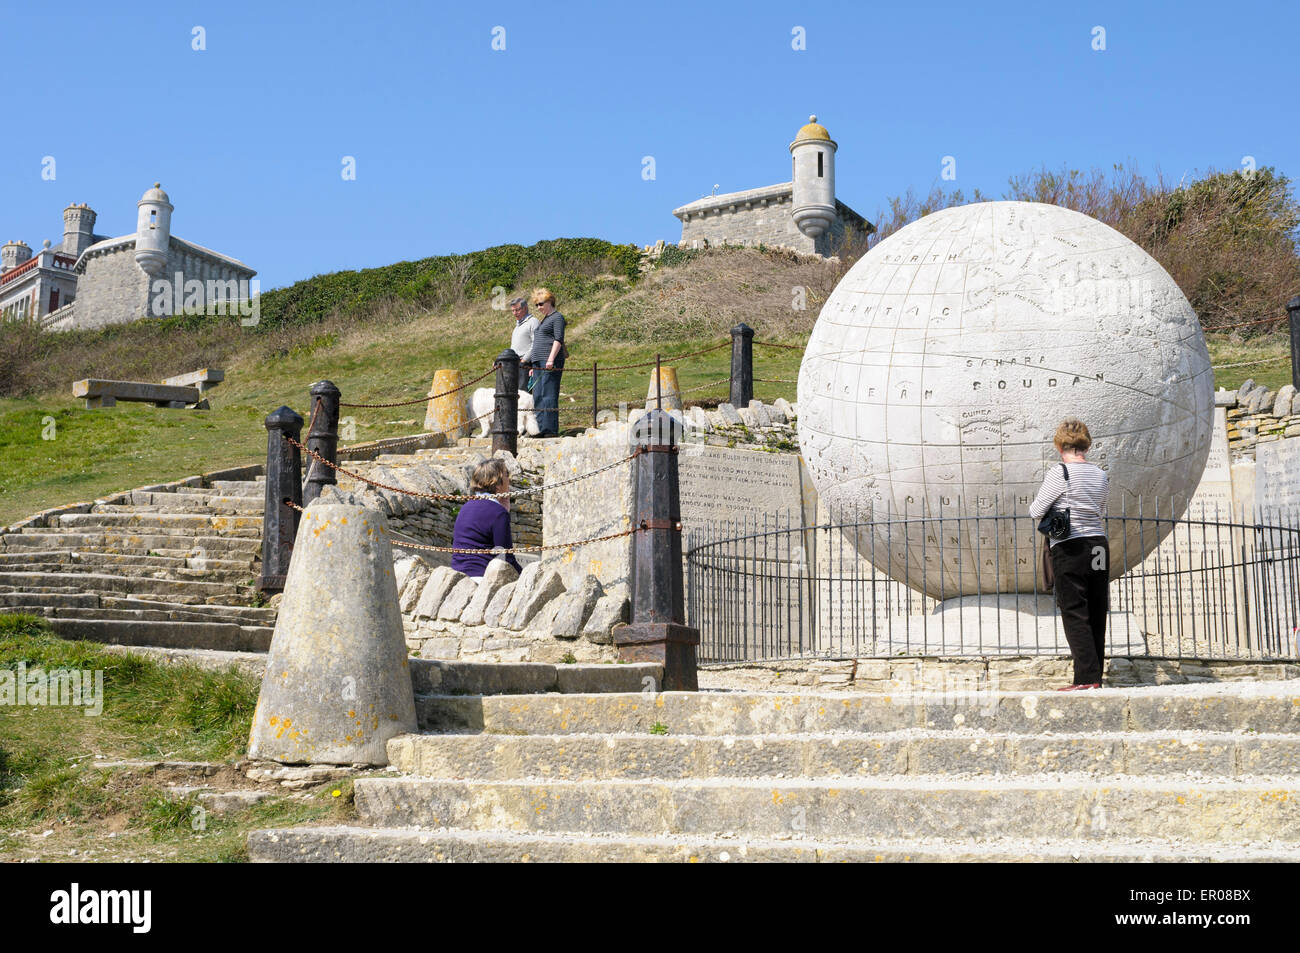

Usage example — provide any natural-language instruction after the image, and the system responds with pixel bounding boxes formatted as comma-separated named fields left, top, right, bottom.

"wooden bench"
left=73, top=368, right=224, bottom=409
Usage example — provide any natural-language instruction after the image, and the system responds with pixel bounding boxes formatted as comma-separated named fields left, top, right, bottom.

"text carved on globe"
left=797, top=201, right=1214, bottom=598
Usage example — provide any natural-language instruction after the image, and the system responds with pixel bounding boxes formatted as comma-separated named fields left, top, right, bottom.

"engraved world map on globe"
left=797, top=201, right=1215, bottom=597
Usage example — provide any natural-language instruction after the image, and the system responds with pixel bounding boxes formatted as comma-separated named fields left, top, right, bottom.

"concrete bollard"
left=248, top=502, right=417, bottom=765
left=645, top=365, right=683, bottom=412
left=424, top=369, right=467, bottom=440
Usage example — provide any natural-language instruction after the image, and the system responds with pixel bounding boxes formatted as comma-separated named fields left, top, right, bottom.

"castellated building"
left=0, top=183, right=255, bottom=330
left=671, top=115, right=873, bottom=257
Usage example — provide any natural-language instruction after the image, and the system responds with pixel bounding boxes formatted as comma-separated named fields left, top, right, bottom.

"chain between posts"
left=282, top=497, right=642, bottom=554
left=338, top=366, right=497, bottom=409
left=282, top=431, right=641, bottom=501
left=1211, top=355, right=1291, bottom=369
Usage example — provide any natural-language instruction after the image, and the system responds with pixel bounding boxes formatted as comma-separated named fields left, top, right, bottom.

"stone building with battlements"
left=671, top=115, right=873, bottom=257
left=0, top=183, right=255, bottom=330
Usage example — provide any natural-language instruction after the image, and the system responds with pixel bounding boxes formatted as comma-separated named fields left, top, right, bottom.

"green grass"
left=0, top=289, right=804, bottom=526
left=0, top=614, right=353, bottom=862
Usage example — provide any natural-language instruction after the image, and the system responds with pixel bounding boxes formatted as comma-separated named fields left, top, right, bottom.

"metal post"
left=592, top=360, right=599, bottom=430
left=492, top=349, right=519, bottom=455
left=655, top=353, right=663, bottom=412
left=730, top=322, right=754, bottom=409
left=615, top=409, right=700, bottom=690
left=1289, top=296, right=1300, bottom=391
left=302, top=380, right=340, bottom=507
left=260, top=406, right=304, bottom=594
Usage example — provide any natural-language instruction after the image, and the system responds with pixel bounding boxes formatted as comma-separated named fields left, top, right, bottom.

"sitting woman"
left=451, top=459, right=522, bottom=578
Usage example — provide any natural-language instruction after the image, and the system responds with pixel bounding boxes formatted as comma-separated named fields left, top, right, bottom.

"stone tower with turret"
left=62, top=203, right=98, bottom=260
left=671, top=114, right=871, bottom=258
left=790, top=116, right=837, bottom=240
left=134, top=183, right=173, bottom=278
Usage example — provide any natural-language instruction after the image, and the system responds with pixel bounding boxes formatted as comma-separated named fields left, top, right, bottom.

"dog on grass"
left=470, top=387, right=539, bottom=438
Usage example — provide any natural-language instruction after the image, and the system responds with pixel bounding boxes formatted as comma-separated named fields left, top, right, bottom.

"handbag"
left=1036, top=463, right=1071, bottom=541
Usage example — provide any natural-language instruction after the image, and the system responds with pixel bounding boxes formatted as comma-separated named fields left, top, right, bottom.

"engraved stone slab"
left=1256, top=438, right=1300, bottom=512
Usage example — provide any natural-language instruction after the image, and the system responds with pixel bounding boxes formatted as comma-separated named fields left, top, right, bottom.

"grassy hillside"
left=0, top=238, right=1293, bottom=528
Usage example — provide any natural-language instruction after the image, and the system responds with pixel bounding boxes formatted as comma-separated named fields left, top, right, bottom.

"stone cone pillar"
left=248, top=503, right=416, bottom=765
left=425, top=369, right=467, bottom=439
left=645, top=366, right=683, bottom=412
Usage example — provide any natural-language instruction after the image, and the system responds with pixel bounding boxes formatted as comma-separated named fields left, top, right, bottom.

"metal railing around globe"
left=685, top=502, right=1300, bottom=663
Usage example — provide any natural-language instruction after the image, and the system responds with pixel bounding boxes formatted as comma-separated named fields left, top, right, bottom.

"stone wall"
left=1223, top=380, right=1300, bottom=455
left=62, top=247, right=149, bottom=330
left=678, top=191, right=817, bottom=254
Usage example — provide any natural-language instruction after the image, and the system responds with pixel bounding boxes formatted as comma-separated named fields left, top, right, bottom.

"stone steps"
left=248, top=827, right=1300, bottom=864
left=6, top=472, right=277, bottom=656
left=414, top=687, right=1300, bottom=735
left=2, top=603, right=272, bottom=626
left=1, top=531, right=262, bottom=556
left=252, top=683, right=1300, bottom=862
left=1, top=591, right=273, bottom=623
left=387, top=730, right=1300, bottom=780
left=350, top=774, right=1300, bottom=841
left=42, top=616, right=273, bottom=652
left=0, top=571, right=247, bottom=603
left=54, top=512, right=263, bottom=537
left=100, top=500, right=264, bottom=516
left=0, top=557, right=253, bottom=584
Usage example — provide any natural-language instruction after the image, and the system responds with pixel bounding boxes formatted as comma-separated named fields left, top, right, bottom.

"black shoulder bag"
left=1037, top=463, right=1072, bottom=540
left=1038, top=463, right=1071, bottom=590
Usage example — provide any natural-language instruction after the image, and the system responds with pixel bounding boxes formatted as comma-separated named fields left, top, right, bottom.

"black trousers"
left=1049, top=536, right=1109, bottom=684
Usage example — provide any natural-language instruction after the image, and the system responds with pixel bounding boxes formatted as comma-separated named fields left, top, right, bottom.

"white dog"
left=470, top=387, right=539, bottom=437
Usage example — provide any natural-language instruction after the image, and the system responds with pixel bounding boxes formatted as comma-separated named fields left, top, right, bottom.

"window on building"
left=48, top=289, right=59, bottom=312
left=817, top=152, right=823, bottom=177
left=150, top=210, right=157, bottom=229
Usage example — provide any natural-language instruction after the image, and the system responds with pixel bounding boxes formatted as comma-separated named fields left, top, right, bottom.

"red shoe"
left=1056, top=682, right=1102, bottom=692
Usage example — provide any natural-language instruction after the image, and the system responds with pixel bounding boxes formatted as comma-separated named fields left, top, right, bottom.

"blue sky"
left=1, top=0, right=1295, bottom=289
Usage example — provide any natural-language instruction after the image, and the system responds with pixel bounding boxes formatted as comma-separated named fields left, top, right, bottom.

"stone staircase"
left=0, top=476, right=276, bottom=650
left=248, top=681, right=1300, bottom=862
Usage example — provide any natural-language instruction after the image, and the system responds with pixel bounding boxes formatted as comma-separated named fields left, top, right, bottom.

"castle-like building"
left=672, top=115, right=873, bottom=257
left=0, top=183, right=255, bottom=330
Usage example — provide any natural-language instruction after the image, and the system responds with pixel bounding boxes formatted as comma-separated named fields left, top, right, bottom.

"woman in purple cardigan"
left=451, top=459, right=522, bottom=577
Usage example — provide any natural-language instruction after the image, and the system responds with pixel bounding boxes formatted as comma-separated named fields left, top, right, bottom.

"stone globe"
left=797, top=201, right=1214, bottom=599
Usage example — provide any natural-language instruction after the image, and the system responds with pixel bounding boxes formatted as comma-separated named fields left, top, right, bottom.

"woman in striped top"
left=1029, top=419, right=1110, bottom=690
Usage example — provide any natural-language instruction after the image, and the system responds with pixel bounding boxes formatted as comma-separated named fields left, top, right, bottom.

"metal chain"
left=754, top=377, right=798, bottom=384
left=563, top=339, right=730, bottom=373
left=1211, top=355, right=1291, bottom=369
left=1209, top=315, right=1291, bottom=331
left=680, top=376, right=732, bottom=394
left=752, top=340, right=803, bottom=350
left=284, top=431, right=638, bottom=501
left=283, top=498, right=642, bottom=554
left=338, top=366, right=497, bottom=409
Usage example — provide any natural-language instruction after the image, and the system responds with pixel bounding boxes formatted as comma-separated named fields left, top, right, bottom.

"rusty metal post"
left=493, top=349, right=519, bottom=455
left=730, top=322, right=754, bottom=409
left=260, top=406, right=303, bottom=595
left=303, top=380, right=340, bottom=507
left=592, top=360, right=599, bottom=430
left=615, top=409, right=699, bottom=690
left=1289, top=296, right=1300, bottom=391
